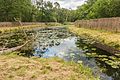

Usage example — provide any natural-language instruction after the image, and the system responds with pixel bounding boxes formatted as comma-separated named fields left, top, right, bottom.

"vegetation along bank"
left=68, top=26, right=120, bottom=54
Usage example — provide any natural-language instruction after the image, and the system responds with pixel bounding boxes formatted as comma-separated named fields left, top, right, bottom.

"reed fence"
left=0, top=22, right=46, bottom=27
left=75, top=17, right=120, bottom=32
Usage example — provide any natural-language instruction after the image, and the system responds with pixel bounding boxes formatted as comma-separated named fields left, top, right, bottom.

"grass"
left=0, top=23, right=63, bottom=33
left=68, top=26, right=120, bottom=50
left=0, top=24, right=46, bottom=33
left=0, top=52, right=99, bottom=80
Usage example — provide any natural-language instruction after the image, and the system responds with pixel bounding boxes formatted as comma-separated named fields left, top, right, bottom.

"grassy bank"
left=0, top=25, right=43, bottom=33
left=0, top=53, right=99, bottom=80
left=68, top=26, right=120, bottom=50
left=0, top=23, right=63, bottom=33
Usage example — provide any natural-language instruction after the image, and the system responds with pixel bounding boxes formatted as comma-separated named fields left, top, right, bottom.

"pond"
left=17, top=27, right=120, bottom=80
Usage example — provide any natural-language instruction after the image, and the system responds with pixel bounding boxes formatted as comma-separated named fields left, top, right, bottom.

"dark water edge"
left=11, top=27, right=120, bottom=80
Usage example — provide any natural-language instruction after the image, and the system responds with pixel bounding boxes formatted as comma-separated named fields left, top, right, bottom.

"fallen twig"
left=0, top=41, right=30, bottom=54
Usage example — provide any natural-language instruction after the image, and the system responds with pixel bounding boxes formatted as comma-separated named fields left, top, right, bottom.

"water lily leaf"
left=91, top=48, right=96, bottom=51
left=111, top=65, right=119, bottom=69
left=101, top=58, right=108, bottom=61
left=70, top=53, right=75, bottom=57
left=109, top=56, right=117, bottom=60
left=83, top=46, right=88, bottom=49
left=77, top=60, right=83, bottom=64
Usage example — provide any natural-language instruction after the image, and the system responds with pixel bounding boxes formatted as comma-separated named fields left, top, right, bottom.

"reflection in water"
left=76, top=37, right=120, bottom=80
left=26, top=27, right=119, bottom=80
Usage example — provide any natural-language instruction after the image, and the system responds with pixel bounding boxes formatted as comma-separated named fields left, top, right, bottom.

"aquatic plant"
left=68, top=26, right=120, bottom=50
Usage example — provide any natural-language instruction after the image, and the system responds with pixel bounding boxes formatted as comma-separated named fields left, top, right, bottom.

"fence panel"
left=75, top=17, right=120, bottom=32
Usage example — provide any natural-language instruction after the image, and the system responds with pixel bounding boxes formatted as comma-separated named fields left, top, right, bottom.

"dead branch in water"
left=0, top=41, right=30, bottom=54
left=0, top=29, right=38, bottom=54
left=0, top=18, right=29, bottom=54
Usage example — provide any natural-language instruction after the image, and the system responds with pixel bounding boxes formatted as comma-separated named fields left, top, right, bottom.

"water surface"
left=27, top=27, right=120, bottom=80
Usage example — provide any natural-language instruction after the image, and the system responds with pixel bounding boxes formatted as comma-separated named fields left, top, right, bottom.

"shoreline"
left=68, top=26, right=120, bottom=54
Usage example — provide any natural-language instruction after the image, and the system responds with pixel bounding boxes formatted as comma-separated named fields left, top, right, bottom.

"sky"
left=44, top=0, right=86, bottom=10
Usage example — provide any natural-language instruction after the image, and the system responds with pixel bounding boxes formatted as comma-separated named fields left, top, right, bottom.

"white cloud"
left=44, top=0, right=86, bottom=10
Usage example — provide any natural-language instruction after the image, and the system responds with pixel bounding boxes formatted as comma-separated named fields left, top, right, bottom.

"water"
left=27, top=27, right=119, bottom=80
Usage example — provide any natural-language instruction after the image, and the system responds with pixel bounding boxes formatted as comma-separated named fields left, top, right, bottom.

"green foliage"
left=76, top=0, right=120, bottom=19
left=0, top=0, right=33, bottom=22
left=35, top=0, right=76, bottom=23
left=0, top=0, right=77, bottom=23
left=1, top=0, right=120, bottom=22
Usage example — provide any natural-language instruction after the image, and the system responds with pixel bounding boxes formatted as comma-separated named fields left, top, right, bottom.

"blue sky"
left=45, top=0, right=86, bottom=9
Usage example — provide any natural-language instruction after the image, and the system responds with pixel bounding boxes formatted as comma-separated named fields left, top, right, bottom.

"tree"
left=76, top=0, right=120, bottom=20
left=53, top=2, right=60, bottom=22
left=0, top=0, right=33, bottom=22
